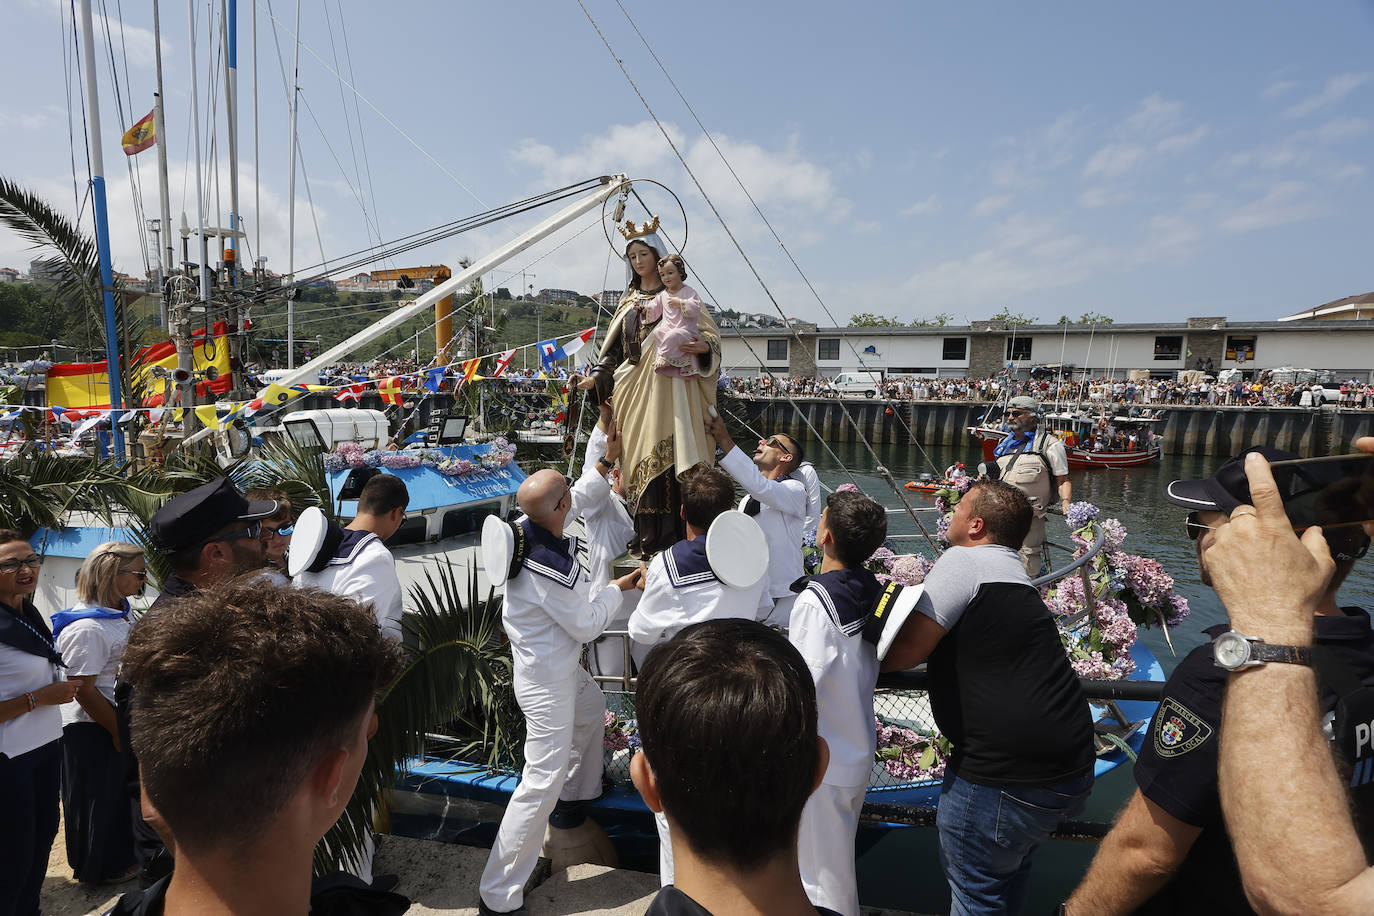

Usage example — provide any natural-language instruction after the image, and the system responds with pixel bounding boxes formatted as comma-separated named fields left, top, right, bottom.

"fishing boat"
left=970, top=405, right=1165, bottom=469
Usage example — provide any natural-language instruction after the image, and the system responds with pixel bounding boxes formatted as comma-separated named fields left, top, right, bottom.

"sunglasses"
left=1006, top=410, right=1028, bottom=417
left=264, top=525, right=294, bottom=537
left=0, top=555, right=42, bottom=574
left=214, top=521, right=262, bottom=544
left=118, top=568, right=148, bottom=580
left=1185, top=512, right=1219, bottom=540
left=765, top=436, right=794, bottom=456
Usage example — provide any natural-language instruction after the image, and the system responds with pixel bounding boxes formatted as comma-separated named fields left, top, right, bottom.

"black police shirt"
left=1133, top=609, right=1374, bottom=915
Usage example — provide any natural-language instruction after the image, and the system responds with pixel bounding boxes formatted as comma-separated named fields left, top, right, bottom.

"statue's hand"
left=681, top=337, right=711, bottom=355
left=571, top=373, right=597, bottom=391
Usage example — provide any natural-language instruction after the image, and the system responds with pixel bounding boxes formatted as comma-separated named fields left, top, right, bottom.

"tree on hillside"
left=910, top=312, right=953, bottom=327
left=849, top=312, right=903, bottom=327
left=1057, top=312, right=1114, bottom=325
left=988, top=307, right=1036, bottom=325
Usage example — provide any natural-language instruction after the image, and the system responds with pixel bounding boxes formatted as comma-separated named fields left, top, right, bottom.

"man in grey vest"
left=990, top=396, right=1071, bottom=576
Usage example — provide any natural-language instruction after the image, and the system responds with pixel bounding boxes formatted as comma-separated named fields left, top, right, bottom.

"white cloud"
left=989, top=109, right=1088, bottom=190
left=1331, top=164, right=1365, bottom=181
left=0, top=109, right=53, bottom=131
left=21, top=0, right=170, bottom=70
left=1219, top=182, right=1322, bottom=233
left=1083, top=143, right=1148, bottom=179
left=900, top=194, right=937, bottom=217
left=1283, top=72, right=1372, bottom=118
left=1078, top=187, right=1131, bottom=208
left=1156, top=125, right=1209, bottom=153
left=1125, top=94, right=1185, bottom=137
left=972, top=195, right=1011, bottom=217
left=1261, top=79, right=1300, bottom=100
left=1301, top=117, right=1371, bottom=144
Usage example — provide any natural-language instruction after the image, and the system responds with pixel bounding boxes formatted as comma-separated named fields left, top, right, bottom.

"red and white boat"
left=969, top=412, right=1165, bottom=469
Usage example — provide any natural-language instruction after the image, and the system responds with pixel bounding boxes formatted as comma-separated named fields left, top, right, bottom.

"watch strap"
left=1250, top=641, right=1312, bottom=666
left=598, top=457, right=614, bottom=469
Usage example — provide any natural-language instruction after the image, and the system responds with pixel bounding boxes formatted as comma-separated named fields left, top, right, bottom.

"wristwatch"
left=1212, top=630, right=1312, bottom=671
left=597, top=457, right=614, bottom=469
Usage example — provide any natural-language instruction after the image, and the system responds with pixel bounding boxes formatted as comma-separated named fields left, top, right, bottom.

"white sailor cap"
left=705, top=509, right=769, bottom=590
left=481, top=514, right=531, bottom=586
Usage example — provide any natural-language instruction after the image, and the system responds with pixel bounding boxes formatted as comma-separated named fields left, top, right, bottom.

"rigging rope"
left=254, top=0, right=485, bottom=208
left=578, top=4, right=938, bottom=546
left=609, top=0, right=942, bottom=481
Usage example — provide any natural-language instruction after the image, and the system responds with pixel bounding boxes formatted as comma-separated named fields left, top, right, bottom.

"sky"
left=1, top=0, right=1372, bottom=331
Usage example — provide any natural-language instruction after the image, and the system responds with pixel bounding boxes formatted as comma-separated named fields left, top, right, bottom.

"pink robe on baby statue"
left=641, top=283, right=703, bottom=378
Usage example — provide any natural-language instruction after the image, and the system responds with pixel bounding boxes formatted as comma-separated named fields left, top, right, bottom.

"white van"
left=827, top=371, right=884, bottom=398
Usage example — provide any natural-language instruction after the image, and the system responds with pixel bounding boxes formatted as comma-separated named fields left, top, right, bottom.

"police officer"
left=1066, top=446, right=1374, bottom=915
left=990, top=396, right=1071, bottom=576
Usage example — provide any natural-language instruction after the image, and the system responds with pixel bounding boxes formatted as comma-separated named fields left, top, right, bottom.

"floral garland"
left=321, top=437, right=517, bottom=478
left=1046, top=502, right=1190, bottom=679
left=875, top=717, right=951, bottom=781
left=603, top=708, right=640, bottom=752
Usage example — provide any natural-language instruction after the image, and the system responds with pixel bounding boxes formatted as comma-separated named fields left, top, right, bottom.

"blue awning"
left=327, top=445, right=525, bottom=514
left=31, top=525, right=140, bottom=559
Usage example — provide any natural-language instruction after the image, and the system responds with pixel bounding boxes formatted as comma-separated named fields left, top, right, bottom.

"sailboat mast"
left=152, top=1, right=174, bottom=329
left=77, top=0, right=126, bottom=460
left=184, top=0, right=210, bottom=432
left=285, top=0, right=302, bottom=369
left=223, top=0, right=245, bottom=393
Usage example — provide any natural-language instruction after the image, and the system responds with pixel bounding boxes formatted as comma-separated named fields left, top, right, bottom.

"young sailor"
left=294, top=473, right=409, bottom=643
left=581, top=404, right=639, bottom=681
left=789, top=490, right=889, bottom=916
left=478, top=469, right=643, bottom=916
left=630, top=465, right=767, bottom=886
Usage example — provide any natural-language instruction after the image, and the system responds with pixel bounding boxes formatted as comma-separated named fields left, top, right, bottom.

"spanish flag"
left=121, top=109, right=156, bottom=156
left=456, top=358, right=481, bottom=388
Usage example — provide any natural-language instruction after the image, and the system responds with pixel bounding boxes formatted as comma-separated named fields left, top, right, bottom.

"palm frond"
left=0, top=453, right=127, bottom=535
left=0, top=176, right=105, bottom=327
left=240, top=437, right=334, bottom=519
left=314, top=556, right=521, bottom=874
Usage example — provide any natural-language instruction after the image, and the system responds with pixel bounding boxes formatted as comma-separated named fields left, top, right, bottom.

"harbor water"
left=813, top=439, right=1374, bottom=912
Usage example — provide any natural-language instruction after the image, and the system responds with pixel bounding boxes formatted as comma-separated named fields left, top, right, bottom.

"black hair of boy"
left=120, top=578, right=403, bottom=856
left=635, top=618, right=819, bottom=870
left=679, top=465, right=737, bottom=530
left=823, top=490, right=888, bottom=566
left=965, top=479, right=1033, bottom=549
left=357, top=474, right=409, bottom=517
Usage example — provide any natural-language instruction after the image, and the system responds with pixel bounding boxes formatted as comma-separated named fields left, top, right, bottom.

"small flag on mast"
left=121, top=109, right=156, bottom=156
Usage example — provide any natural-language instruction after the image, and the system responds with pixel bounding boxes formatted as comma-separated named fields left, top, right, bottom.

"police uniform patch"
left=1152, top=697, right=1214, bottom=758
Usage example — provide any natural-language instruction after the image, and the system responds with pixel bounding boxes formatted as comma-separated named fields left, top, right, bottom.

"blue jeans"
left=936, top=769, right=1092, bottom=916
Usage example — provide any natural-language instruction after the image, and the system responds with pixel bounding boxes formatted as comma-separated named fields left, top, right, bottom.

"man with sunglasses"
left=116, top=477, right=280, bottom=888
left=705, top=414, right=807, bottom=627
left=1066, top=445, right=1374, bottom=915
left=990, top=396, right=1071, bottom=577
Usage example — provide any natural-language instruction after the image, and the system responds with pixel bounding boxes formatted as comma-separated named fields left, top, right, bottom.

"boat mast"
left=76, top=0, right=126, bottom=460
left=184, top=0, right=211, bottom=432
left=152, top=0, right=174, bottom=329
left=285, top=0, right=303, bottom=368
left=222, top=0, right=245, bottom=393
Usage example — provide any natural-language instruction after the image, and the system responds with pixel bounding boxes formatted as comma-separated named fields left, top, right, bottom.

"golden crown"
left=618, top=215, right=660, bottom=241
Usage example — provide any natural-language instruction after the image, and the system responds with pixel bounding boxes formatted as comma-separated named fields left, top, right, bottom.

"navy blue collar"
left=665, top=538, right=716, bottom=588
left=521, top=519, right=580, bottom=588
left=0, top=599, right=62, bottom=664
left=807, top=567, right=882, bottom=633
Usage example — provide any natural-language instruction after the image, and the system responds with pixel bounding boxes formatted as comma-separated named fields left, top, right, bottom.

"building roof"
left=1278, top=291, right=1374, bottom=322
left=725, top=317, right=1374, bottom=337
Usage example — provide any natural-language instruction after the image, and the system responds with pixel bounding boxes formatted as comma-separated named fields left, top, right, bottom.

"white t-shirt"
left=0, top=641, right=63, bottom=757
left=55, top=608, right=131, bottom=726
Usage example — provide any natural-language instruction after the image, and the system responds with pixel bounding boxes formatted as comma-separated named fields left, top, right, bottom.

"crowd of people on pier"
left=723, top=372, right=1374, bottom=409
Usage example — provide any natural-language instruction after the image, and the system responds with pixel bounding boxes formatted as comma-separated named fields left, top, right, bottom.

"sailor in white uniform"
left=788, top=490, right=891, bottom=916
left=628, top=466, right=769, bottom=888
left=580, top=407, right=639, bottom=680
left=705, top=413, right=807, bottom=627
left=478, top=469, right=643, bottom=915
left=293, top=473, right=408, bottom=643
left=796, top=459, right=823, bottom=542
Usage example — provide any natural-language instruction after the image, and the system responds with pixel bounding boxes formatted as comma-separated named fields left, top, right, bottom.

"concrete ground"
left=43, top=825, right=920, bottom=915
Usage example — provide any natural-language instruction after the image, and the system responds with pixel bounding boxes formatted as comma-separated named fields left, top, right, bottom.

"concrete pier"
left=716, top=397, right=1374, bottom=458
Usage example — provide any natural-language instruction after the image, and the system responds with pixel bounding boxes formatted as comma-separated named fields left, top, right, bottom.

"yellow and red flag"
left=121, top=109, right=156, bottom=156
left=378, top=376, right=406, bottom=405
left=50, top=321, right=232, bottom=411
left=455, top=358, right=481, bottom=389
